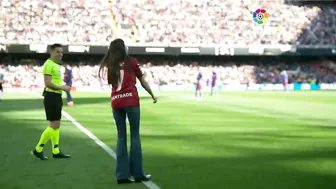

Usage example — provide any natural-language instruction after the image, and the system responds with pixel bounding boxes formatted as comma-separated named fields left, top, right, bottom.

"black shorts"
left=0, top=83, right=3, bottom=91
left=44, top=92, right=62, bottom=121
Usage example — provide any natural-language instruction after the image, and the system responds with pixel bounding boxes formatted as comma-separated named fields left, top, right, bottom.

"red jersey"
left=110, top=58, right=143, bottom=109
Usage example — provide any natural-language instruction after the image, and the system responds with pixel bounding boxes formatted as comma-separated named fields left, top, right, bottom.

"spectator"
left=0, top=59, right=335, bottom=89
left=0, top=0, right=335, bottom=45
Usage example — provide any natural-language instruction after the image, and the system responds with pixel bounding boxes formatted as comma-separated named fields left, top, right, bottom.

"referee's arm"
left=44, top=75, right=64, bottom=91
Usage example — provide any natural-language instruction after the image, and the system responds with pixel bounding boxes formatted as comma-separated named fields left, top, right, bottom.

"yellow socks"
left=35, top=127, right=53, bottom=152
left=35, top=126, right=60, bottom=154
left=51, top=128, right=60, bottom=154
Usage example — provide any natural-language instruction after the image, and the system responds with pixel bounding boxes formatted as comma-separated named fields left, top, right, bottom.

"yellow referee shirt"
left=42, top=59, right=63, bottom=94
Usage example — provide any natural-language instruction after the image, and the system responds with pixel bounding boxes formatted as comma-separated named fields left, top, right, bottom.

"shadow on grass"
left=1, top=95, right=336, bottom=189
left=0, top=95, right=157, bottom=112
left=142, top=151, right=336, bottom=189
left=137, top=133, right=336, bottom=189
left=0, top=113, right=147, bottom=189
left=0, top=93, right=161, bottom=189
left=1, top=116, right=336, bottom=189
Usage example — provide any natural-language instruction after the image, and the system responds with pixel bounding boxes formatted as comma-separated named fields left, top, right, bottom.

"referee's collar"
left=48, top=58, right=62, bottom=65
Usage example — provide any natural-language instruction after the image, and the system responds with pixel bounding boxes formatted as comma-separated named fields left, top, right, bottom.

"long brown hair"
left=98, top=38, right=131, bottom=85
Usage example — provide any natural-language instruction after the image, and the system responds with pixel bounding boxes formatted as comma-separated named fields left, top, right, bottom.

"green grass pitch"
left=0, top=90, right=336, bottom=189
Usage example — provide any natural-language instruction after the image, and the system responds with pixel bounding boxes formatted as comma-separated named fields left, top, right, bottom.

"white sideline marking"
left=35, top=93, right=162, bottom=189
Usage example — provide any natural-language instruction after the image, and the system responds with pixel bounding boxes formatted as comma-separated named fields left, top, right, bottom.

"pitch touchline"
left=34, top=93, right=162, bottom=189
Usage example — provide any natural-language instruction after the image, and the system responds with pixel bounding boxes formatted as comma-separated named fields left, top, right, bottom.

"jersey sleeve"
left=42, top=61, right=53, bottom=75
left=131, top=58, right=143, bottom=79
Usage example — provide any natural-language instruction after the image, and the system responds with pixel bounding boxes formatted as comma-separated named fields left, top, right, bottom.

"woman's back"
left=110, top=58, right=143, bottom=109
left=98, top=38, right=156, bottom=184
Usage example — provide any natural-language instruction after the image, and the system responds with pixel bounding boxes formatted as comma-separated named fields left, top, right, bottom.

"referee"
left=31, top=44, right=71, bottom=160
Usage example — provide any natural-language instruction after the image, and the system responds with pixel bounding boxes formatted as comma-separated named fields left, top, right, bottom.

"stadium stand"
left=1, top=58, right=335, bottom=89
left=1, top=0, right=335, bottom=45
left=0, top=0, right=115, bottom=45
left=0, top=0, right=335, bottom=91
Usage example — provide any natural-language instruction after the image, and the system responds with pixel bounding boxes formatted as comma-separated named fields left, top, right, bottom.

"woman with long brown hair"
left=98, top=38, right=157, bottom=184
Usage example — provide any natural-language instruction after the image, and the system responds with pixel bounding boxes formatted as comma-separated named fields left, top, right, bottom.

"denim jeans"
left=65, top=83, right=72, bottom=103
left=113, top=106, right=145, bottom=179
left=65, top=91, right=72, bottom=103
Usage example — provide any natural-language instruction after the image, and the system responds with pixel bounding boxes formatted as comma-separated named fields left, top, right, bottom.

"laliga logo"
left=253, top=9, right=269, bottom=24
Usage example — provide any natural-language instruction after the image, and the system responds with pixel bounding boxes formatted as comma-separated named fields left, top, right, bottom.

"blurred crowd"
left=116, top=0, right=335, bottom=45
left=0, top=64, right=102, bottom=88
left=1, top=0, right=114, bottom=45
left=1, top=60, right=335, bottom=89
left=142, top=60, right=336, bottom=85
left=0, top=0, right=335, bottom=45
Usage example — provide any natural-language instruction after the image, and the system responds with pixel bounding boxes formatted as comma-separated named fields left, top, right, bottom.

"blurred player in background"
left=211, top=70, right=217, bottom=96
left=0, top=67, right=3, bottom=99
left=246, top=77, right=252, bottom=91
left=31, top=44, right=71, bottom=160
left=195, top=67, right=203, bottom=99
left=64, top=65, right=74, bottom=106
left=98, top=38, right=156, bottom=184
left=281, top=70, right=289, bottom=92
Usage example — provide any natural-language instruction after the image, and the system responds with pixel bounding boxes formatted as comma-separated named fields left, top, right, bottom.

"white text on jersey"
left=112, top=92, right=133, bottom=100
